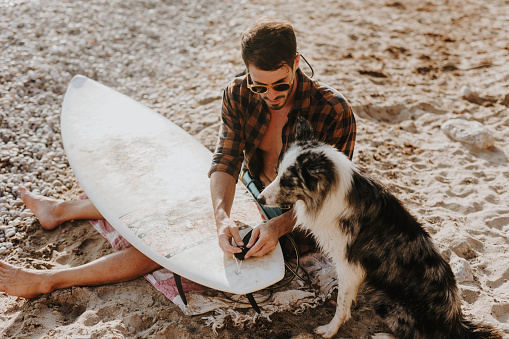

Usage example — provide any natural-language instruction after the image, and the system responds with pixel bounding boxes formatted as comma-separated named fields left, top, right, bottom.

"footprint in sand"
left=491, top=303, right=509, bottom=323
left=485, top=215, right=509, bottom=231
left=486, top=267, right=509, bottom=290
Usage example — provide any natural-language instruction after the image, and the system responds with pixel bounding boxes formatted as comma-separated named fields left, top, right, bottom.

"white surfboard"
left=60, top=75, right=285, bottom=295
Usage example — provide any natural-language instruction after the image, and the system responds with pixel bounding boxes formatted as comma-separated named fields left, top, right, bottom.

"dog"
left=257, top=117, right=501, bottom=338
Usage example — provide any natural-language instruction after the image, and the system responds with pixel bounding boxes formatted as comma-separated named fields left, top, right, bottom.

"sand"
left=1, top=0, right=508, bottom=337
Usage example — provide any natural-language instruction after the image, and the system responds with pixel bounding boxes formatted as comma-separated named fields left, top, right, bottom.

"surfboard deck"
left=60, top=75, right=285, bottom=295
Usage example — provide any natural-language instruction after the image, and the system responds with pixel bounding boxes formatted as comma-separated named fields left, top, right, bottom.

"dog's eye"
left=280, top=174, right=295, bottom=188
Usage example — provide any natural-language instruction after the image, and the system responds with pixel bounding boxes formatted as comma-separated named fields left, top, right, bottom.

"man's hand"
left=216, top=217, right=244, bottom=258
left=243, top=220, right=280, bottom=258
left=243, top=209, right=295, bottom=259
left=211, top=171, right=295, bottom=259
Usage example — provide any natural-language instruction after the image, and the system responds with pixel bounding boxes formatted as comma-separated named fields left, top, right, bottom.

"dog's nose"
left=257, top=195, right=266, bottom=205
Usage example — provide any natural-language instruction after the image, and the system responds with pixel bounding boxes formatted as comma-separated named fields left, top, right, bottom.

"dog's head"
left=258, top=117, right=340, bottom=212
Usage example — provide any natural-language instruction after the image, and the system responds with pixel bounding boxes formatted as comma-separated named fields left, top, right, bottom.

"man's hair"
left=241, top=17, right=297, bottom=71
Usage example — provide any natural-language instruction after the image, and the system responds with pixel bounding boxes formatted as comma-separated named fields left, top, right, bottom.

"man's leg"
left=19, top=185, right=103, bottom=230
left=0, top=187, right=161, bottom=298
left=0, top=246, right=161, bottom=298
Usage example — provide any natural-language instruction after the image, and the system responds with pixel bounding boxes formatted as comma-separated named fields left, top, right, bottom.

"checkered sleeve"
left=330, top=104, right=356, bottom=160
left=208, top=83, right=246, bottom=180
left=319, top=98, right=356, bottom=160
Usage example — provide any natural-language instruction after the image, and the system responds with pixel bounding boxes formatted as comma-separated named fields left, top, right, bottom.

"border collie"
left=257, top=117, right=501, bottom=339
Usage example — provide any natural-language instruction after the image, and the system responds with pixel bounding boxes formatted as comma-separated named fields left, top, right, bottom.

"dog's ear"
left=299, top=152, right=328, bottom=191
left=295, top=116, right=315, bottom=142
left=301, top=165, right=319, bottom=191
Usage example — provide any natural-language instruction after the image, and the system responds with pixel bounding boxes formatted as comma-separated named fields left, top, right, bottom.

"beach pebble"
left=450, top=256, right=474, bottom=283
left=0, top=247, right=6, bottom=254
left=460, top=85, right=472, bottom=97
left=52, top=179, right=63, bottom=187
left=20, top=211, right=34, bottom=218
left=5, top=229, right=16, bottom=238
left=441, top=119, right=495, bottom=149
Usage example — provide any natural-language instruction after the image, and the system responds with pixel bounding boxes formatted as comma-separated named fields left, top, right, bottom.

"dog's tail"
left=459, top=318, right=502, bottom=339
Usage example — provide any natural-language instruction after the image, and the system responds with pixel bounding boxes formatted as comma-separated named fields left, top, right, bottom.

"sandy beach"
left=1, top=0, right=508, bottom=337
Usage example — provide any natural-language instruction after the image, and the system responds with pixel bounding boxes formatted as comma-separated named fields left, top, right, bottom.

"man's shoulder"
left=225, top=74, right=247, bottom=93
left=301, top=79, right=352, bottom=120
left=223, top=74, right=255, bottom=105
left=309, top=79, right=349, bottom=107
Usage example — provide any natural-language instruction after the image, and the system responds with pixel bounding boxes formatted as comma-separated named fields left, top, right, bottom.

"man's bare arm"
left=210, top=171, right=243, bottom=257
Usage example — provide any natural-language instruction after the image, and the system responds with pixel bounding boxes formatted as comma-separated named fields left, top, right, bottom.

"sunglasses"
left=247, top=66, right=295, bottom=94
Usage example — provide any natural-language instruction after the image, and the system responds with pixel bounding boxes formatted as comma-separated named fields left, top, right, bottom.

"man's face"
left=247, top=64, right=296, bottom=111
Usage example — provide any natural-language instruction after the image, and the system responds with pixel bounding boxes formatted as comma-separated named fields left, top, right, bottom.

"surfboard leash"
left=220, top=233, right=312, bottom=311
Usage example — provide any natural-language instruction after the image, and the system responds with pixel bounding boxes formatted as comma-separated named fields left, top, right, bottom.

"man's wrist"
left=274, top=209, right=295, bottom=238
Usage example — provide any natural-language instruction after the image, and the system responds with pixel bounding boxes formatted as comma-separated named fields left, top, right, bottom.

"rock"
left=449, top=256, right=474, bottom=283
left=460, top=85, right=472, bottom=97
left=20, top=211, right=34, bottom=218
left=441, top=119, right=495, bottom=149
left=52, top=179, right=63, bottom=187
left=0, top=247, right=6, bottom=254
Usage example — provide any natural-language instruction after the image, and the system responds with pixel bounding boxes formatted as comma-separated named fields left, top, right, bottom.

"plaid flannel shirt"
left=208, top=68, right=356, bottom=181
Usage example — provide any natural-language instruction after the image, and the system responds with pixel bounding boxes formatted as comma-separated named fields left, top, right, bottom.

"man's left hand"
left=243, top=209, right=295, bottom=258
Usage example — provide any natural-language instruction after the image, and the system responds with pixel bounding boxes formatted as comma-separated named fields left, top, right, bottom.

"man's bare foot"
left=0, top=261, right=54, bottom=298
left=19, top=185, right=65, bottom=230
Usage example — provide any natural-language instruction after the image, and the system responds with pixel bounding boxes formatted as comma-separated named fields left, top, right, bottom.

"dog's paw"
left=315, top=323, right=340, bottom=338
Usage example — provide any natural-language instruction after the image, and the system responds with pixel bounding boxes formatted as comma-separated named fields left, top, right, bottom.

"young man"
left=0, top=17, right=355, bottom=299
left=210, top=17, right=356, bottom=259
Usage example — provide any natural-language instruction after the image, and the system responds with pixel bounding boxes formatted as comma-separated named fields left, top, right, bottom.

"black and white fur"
left=258, top=118, right=501, bottom=339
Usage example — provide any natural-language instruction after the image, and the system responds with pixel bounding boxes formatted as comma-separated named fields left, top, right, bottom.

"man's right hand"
left=216, top=217, right=244, bottom=258
left=211, top=171, right=241, bottom=258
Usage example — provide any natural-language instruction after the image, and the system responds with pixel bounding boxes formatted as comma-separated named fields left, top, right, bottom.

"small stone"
left=20, top=211, right=34, bottom=218
left=441, top=119, right=495, bottom=149
left=0, top=247, right=6, bottom=254
left=3, top=242, right=13, bottom=249
left=5, top=229, right=16, bottom=238
left=460, top=85, right=472, bottom=97
left=450, top=256, right=474, bottom=283
left=52, top=179, right=63, bottom=187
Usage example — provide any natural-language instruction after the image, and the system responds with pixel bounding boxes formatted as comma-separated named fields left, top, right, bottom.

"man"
left=0, top=17, right=355, bottom=299
left=210, top=17, right=356, bottom=259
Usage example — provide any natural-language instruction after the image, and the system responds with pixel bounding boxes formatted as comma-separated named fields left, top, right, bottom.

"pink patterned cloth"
left=79, top=195, right=206, bottom=301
